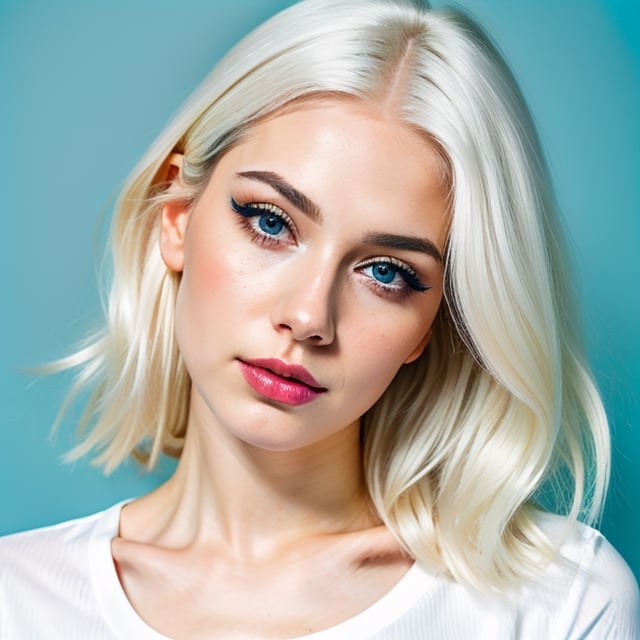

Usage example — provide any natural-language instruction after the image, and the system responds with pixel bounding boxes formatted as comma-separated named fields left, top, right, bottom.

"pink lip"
left=237, top=358, right=326, bottom=406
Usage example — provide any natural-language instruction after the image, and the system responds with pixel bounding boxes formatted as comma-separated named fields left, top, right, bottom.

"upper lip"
left=241, top=358, right=326, bottom=390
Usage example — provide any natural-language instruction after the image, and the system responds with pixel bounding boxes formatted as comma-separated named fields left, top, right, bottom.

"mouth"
left=237, top=358, right=327, bottom=406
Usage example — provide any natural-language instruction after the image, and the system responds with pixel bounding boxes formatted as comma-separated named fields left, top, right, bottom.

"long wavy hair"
left=54, top=0, right=609, bottom=589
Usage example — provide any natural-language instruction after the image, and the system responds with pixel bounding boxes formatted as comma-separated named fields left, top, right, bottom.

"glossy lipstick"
left=238, top=358, right=326, bottom=406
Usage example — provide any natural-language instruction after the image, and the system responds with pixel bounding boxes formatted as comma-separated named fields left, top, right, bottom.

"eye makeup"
left=230, top=197, right=296, bottom=246
left=229, top=196, right=431, bottom=300
left=357, top=256, right=430, bottom=297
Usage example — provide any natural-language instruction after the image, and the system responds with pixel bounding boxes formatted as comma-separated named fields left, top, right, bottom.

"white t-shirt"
left=0, top=502, right=638, bottom=639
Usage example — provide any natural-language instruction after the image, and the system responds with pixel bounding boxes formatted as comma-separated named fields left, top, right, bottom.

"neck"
left=125, top=392, right=376, bottom=561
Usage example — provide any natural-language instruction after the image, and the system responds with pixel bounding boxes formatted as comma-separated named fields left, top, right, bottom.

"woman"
left=1, top=0, right=638, bottom=637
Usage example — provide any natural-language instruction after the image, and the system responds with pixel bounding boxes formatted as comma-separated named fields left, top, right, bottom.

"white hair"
left=53, top=0, right=610, bottom=589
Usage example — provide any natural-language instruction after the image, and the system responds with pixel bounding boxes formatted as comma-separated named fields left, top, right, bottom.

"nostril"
left=270, top=283, right=336, bottom=345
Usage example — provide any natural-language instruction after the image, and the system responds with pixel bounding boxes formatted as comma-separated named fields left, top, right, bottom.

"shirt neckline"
left=89, top=501, right=436, bottom=639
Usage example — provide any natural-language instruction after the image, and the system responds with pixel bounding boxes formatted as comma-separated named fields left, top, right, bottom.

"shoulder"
left=536, top=512, right=638, bottom=598
left=0, top=501, right=124, bottom=586
left=0, top=502, right=122, bottom=577
left=526, top=512, right=640, bottom=639
left=0, top=502, right=127, bottom=638
left=376, top=515, right=639, bottom=640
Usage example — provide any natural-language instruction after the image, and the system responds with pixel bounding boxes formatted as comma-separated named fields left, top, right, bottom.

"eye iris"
left=259, top=213, right=283, bottom=235
left=372, top=263, right=396, bottom=284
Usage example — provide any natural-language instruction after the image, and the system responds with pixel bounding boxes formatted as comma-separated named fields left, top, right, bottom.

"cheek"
left=173, top=236, right=236, bottom=357
left=174, top=224, right=269, bottom=357
left=344, top=297, right=441, bottom=396
left=181, top=249, right=225, bottom=316
left=346, top=326, right=417, bottom=393
left=336, top=342, right=411, bottom=426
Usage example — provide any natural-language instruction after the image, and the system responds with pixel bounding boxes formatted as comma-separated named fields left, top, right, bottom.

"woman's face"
left=161, top=99, right=449, bottom=452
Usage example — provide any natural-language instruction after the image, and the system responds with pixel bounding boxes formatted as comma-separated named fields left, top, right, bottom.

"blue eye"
left=371, top=263, right=396, bottom=284
left=360, top=258, right=430, bottom=297
left=230, top=197, right=295, bottom=245
left=258, top=213, right=284, bottom=236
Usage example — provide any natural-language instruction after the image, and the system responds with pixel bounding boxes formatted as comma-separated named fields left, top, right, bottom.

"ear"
left=403, top=328, right=432, bottom=364
left=159, top=153, right=189, bottom=273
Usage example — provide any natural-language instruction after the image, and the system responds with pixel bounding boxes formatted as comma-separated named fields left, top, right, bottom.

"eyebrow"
left=237, top=170, right=442, bottom=263
left=362, top=232, right=443, bottom=263
left=237, top=170, right=322, bottom=222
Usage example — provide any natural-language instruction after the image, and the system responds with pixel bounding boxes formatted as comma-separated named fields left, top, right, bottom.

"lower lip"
left=238, top=361, right=325, bottom=406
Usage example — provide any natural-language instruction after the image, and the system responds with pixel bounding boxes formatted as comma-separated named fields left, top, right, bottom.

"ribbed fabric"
left=0, top=502, right=638, bottom=639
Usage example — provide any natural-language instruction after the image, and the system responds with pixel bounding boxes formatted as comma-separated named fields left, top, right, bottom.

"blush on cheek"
left=184, top=233, right=238, bottom=302
left=173, top=246, right=234, bottom=365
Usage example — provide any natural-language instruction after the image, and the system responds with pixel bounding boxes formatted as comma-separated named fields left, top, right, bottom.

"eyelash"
left=357, top=257, right=430, bottom=297
left=229, top=197, right=430, bottom=298
left=230, top=197, right=296, bottom=246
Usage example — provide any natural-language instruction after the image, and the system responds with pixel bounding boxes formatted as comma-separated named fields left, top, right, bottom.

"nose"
left=270, top=259, right=337, bottom=346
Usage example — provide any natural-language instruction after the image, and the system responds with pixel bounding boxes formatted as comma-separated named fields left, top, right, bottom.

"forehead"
left=241, top=97, right=448, bottom=185
left=217, top=98, right=451, bottom=251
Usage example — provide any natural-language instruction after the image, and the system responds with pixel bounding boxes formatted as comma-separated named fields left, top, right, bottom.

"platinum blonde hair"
left=56, top=0, right=610, bottom=589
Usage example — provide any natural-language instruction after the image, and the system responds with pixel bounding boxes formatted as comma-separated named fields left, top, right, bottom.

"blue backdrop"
left=1, top=0, right=638, bottom=582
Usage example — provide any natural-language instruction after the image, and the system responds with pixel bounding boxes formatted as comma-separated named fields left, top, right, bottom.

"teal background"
left=1, top=0, right=638, bottom=583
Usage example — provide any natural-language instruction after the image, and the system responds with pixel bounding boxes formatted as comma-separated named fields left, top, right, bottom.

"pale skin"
left=112, top=98, right=450, bottom=639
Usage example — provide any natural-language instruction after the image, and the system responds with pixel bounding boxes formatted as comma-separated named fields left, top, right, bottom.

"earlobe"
left=403, top=328, right=432, bottom=364
left=159, top=153, right=189, bottom=273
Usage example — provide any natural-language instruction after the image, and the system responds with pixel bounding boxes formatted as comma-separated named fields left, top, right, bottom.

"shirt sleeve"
left=554, top=532, right=640, bottom=639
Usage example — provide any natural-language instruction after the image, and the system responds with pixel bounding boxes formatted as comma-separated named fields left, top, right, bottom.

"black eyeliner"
left=230, top=197, right=258, bottom=217
left=402, top=269, right=431, bottom=293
